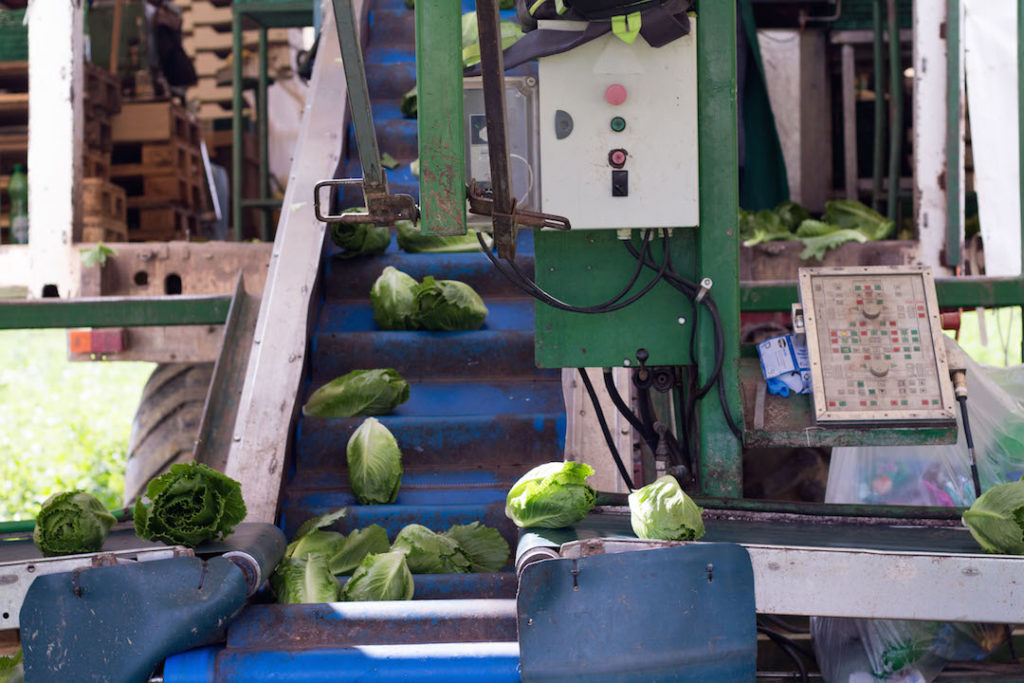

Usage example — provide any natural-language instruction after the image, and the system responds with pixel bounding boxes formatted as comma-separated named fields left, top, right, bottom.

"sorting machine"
left=4, top=0, right=1024, bottom=680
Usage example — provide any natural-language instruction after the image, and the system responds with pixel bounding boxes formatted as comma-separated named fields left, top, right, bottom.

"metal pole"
left=1018, top=0, right=1024, bottom=361
left=333, top=0, right=384, bottom=193
left=697, top=0, right=742, bottom=497
left=231, top=10, right=243, bottom=240
left=872, top=0, right=886, bottom=211
left=945, top=0, right=962, bottom=268
left=886, top=0, right=904, bottom=222
left=841, top=44, right=858, bottom=200
left=258, top=26, right=270, bottom=241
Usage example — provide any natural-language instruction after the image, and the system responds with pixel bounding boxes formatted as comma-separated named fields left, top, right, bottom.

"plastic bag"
left=812, top=345, right=1021, bottom=682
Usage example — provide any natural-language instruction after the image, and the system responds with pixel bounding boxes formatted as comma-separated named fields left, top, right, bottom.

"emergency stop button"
left=605, top=84, right=627, bottom=105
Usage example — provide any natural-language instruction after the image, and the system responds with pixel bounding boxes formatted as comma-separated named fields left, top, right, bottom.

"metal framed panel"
left=798, top=266, right=956, bottom=426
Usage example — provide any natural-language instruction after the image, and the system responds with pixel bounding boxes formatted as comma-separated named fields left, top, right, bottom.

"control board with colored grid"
left=798, top=266, right=957, bottom=426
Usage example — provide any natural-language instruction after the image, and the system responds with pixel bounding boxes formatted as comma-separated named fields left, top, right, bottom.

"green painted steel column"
left=872, top=0, right=886, bottom=211
left=258, top=26, right=270, bottom=241
left=696, top=1, right=742, bottom=497
left=886, top=0, right=904, bottom=222
left=945, top=0, right=961, bottom=267
left=415, top=1, right=465, bottom=236
left=1018, top=0, right=1024, bottom=273
left=231, top=10, right=244, bottom=240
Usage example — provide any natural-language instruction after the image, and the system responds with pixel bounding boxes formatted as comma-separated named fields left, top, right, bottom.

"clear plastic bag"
left=812, top=346, right=1022, bottom=682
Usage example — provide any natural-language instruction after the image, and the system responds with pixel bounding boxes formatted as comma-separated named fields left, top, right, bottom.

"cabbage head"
left=505, top=461, right=596, bottom=528
left=329, top=524, right=391, bottom=575
left=962, top=481, right=1024, bottom=554
left=341, top=551, right=415, bottom=601
left=396, top=221, right=492, bottom=254
left=303, top=369, right=410, bottom=418
left=134, top=462, right=246, bottom=547
left=34, top=491, right=116, bottom=557
left=347, top=418, right=403, bottom=504
left=370, top=266, right=418, bottom=330
left=330, top=208, right=391, bottom=258
left=285, top=507, right=348, bottom=560
left=391, top=524, right=471, bottom=573
left=443, top=522, right=510, bottom=572
left=270, top=554, right=340, bottom=604
left=413, top=277, right=488, bottom=331
left=628, top=475, right=705, bottom=541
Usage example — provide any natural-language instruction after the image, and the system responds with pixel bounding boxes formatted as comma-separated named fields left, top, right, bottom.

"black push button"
left=612, top=170, right=628, bottom=197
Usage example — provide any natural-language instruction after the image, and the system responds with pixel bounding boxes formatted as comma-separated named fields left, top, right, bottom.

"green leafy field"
left=0, top=330, right=153, bottom=521
left=946, top=307, right=1023, bottom=367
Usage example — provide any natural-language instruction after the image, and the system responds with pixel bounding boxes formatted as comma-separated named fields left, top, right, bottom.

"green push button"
left=610, top=116, right=626, bottom=132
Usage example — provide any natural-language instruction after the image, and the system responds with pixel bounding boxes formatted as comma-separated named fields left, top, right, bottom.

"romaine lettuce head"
left=962, top=481, right=1024, bottom=554
left=396, top=221, right=492, bottom=254
left=270, top=554, right=340, bottom=604
left=303, top=369, right=410, bottom=418
left=391, top=523, right=471, bottom=573
left=505, top=461, right=597, bottom=528
left=797, top=229, right=867, bottom=261
left=347, top=418, right=403, bottom=504
left=413, top=277, right=488, bottom=331
left=329, top=524, right=391, bottom=575
left=341, top=551, right=415, bottom=601
left=34, top=490, right=116, bottom=557
left=823, top=199, right=895, bottom=241
left=285, top=507, right=348, bottom=559
left=774, top=200, right=811, bottom=231
left=330, top=208, right=391, bottom=258
left=628, top=475, right=705, bottom=541
left=133, top=462, right=246, bottom=547
left=370, top=266, right=418, bottom=330
left=443, top=522, right=510, bottom=572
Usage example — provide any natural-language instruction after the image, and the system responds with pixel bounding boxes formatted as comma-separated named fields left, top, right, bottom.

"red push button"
left=605, top=84, right=627, bottom=106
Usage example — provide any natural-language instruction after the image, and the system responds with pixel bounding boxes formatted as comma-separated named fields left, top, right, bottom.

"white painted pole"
left=27, top=0, right=83, bottom=298
left=914, top=0, right=956, bottom=274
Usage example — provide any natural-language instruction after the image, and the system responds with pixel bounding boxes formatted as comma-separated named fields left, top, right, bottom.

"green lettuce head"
left=963, top=481, right=1024, bottom=554
left=341, top=551, right=415, bottom=601
left=396, top=221, right=491, bottom=254
left=270, top=554, right=340, bottom=604
left=413, top=277, right=488, bottom=331
left=330, top=208, right=391, bottom=258
left=391, top=523, right=471, bottom=573
left=505, top=461, right=596, bottom=528
left=370, top=266, right=419, bottom=330
left=134, top=462, right=246, bottom=547
left=329, top=524, right=391, bottom=575
left=347, top=418, right=403, bottom=504
left=285, top=508, right=348, bottom=560
left=34, top=491, right=116, bottom=557
left=628, top=475, right=705, bottom=541
left=443, top=522, right=510, bottom=572
left=303, top=369, right=410, bottom=418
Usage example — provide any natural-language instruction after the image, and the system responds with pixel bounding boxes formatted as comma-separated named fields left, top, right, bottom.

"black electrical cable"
left=603, top=368, right=657, bottom=449
left=476, top=230, right=671, bottom=315
left=958, top=395, right=982, bottom=499
left=756, top=626, right=810, bottom=683
left=577, top=368, right=635, bottom=491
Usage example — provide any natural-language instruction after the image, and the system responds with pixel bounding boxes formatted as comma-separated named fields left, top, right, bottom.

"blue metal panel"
left=317, top=301, right=537, bottom=333
left=166, top=643, right=522, bottom=683
left=517, top=544, right=757, bottom=682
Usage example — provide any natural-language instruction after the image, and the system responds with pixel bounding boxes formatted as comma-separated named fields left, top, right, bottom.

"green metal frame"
left=0, top=295, right=232, bottom=330
left=945, top=0, right=961, bottom=267
left=231, top=1, right=314, bottom=242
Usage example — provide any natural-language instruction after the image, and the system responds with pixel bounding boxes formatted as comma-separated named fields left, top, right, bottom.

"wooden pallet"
left=111, top=140, right=203, bottom=176
left=83, top=148, right=111, bottom=180
left=182, top=1, right=232, bottom=32
left=115, top=171, right=204, bottom=211
left=84, top=63, right=121, bottom=116
left=82, top=178, right=126, bottom=222
left=111, top=101, right=201, bottom=146
left=127, top=204, right=197, bottom=241
left=183, top=26, right=290, bottom=57
left=82, top=216, right=128, bottom=243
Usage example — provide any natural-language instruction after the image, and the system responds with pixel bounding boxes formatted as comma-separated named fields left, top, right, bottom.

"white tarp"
left=964, top=0, right=1021, bottom=276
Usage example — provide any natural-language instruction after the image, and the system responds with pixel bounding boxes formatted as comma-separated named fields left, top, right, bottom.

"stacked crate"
left=109, top=101, right=204, bottom=240
left=81, top=178, right=128, bottom=242
left=83, top=63, right=122, bottom=180
left=0, top=59, right=27, bottom=242
left=177, top=0, right=291, bottom=125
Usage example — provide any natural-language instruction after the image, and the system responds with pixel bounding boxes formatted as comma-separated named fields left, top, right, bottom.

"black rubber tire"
left=123, top=362, right=213, bottom=505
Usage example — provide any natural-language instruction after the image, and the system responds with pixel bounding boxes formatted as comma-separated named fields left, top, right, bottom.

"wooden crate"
left=182, top=1, right=232, bottom=32
left=115, top=172, right=204, bottom=211
left=183, top=26, right=290, bottom=56
left=82, top=178, right=126, bottom=222
left=111, top=140, right=203, bottom=177
left=84, top=63, right=121, bottom=116
left=83, top=148, right=111, bottom=180
left=127, top=204, right=198, bottom=241
left=82, top=216, right=128, bottom=243
left=111, top=101, right=200, bottom=146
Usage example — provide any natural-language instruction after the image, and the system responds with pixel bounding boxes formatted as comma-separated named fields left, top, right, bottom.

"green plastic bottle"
left=8, top=164, right=27, bottom=245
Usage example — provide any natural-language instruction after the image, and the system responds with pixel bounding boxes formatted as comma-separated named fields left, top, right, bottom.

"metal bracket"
left=313, top=177, right=419, bottom=226
left=466, top=180, right=571, bottom=233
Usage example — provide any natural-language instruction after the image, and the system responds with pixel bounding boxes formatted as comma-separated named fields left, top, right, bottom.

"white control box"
left=538, top=20, right=699, bottom=230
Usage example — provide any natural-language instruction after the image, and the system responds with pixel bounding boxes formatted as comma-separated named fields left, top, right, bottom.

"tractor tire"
left=124, top=362, right=213, bottom=505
